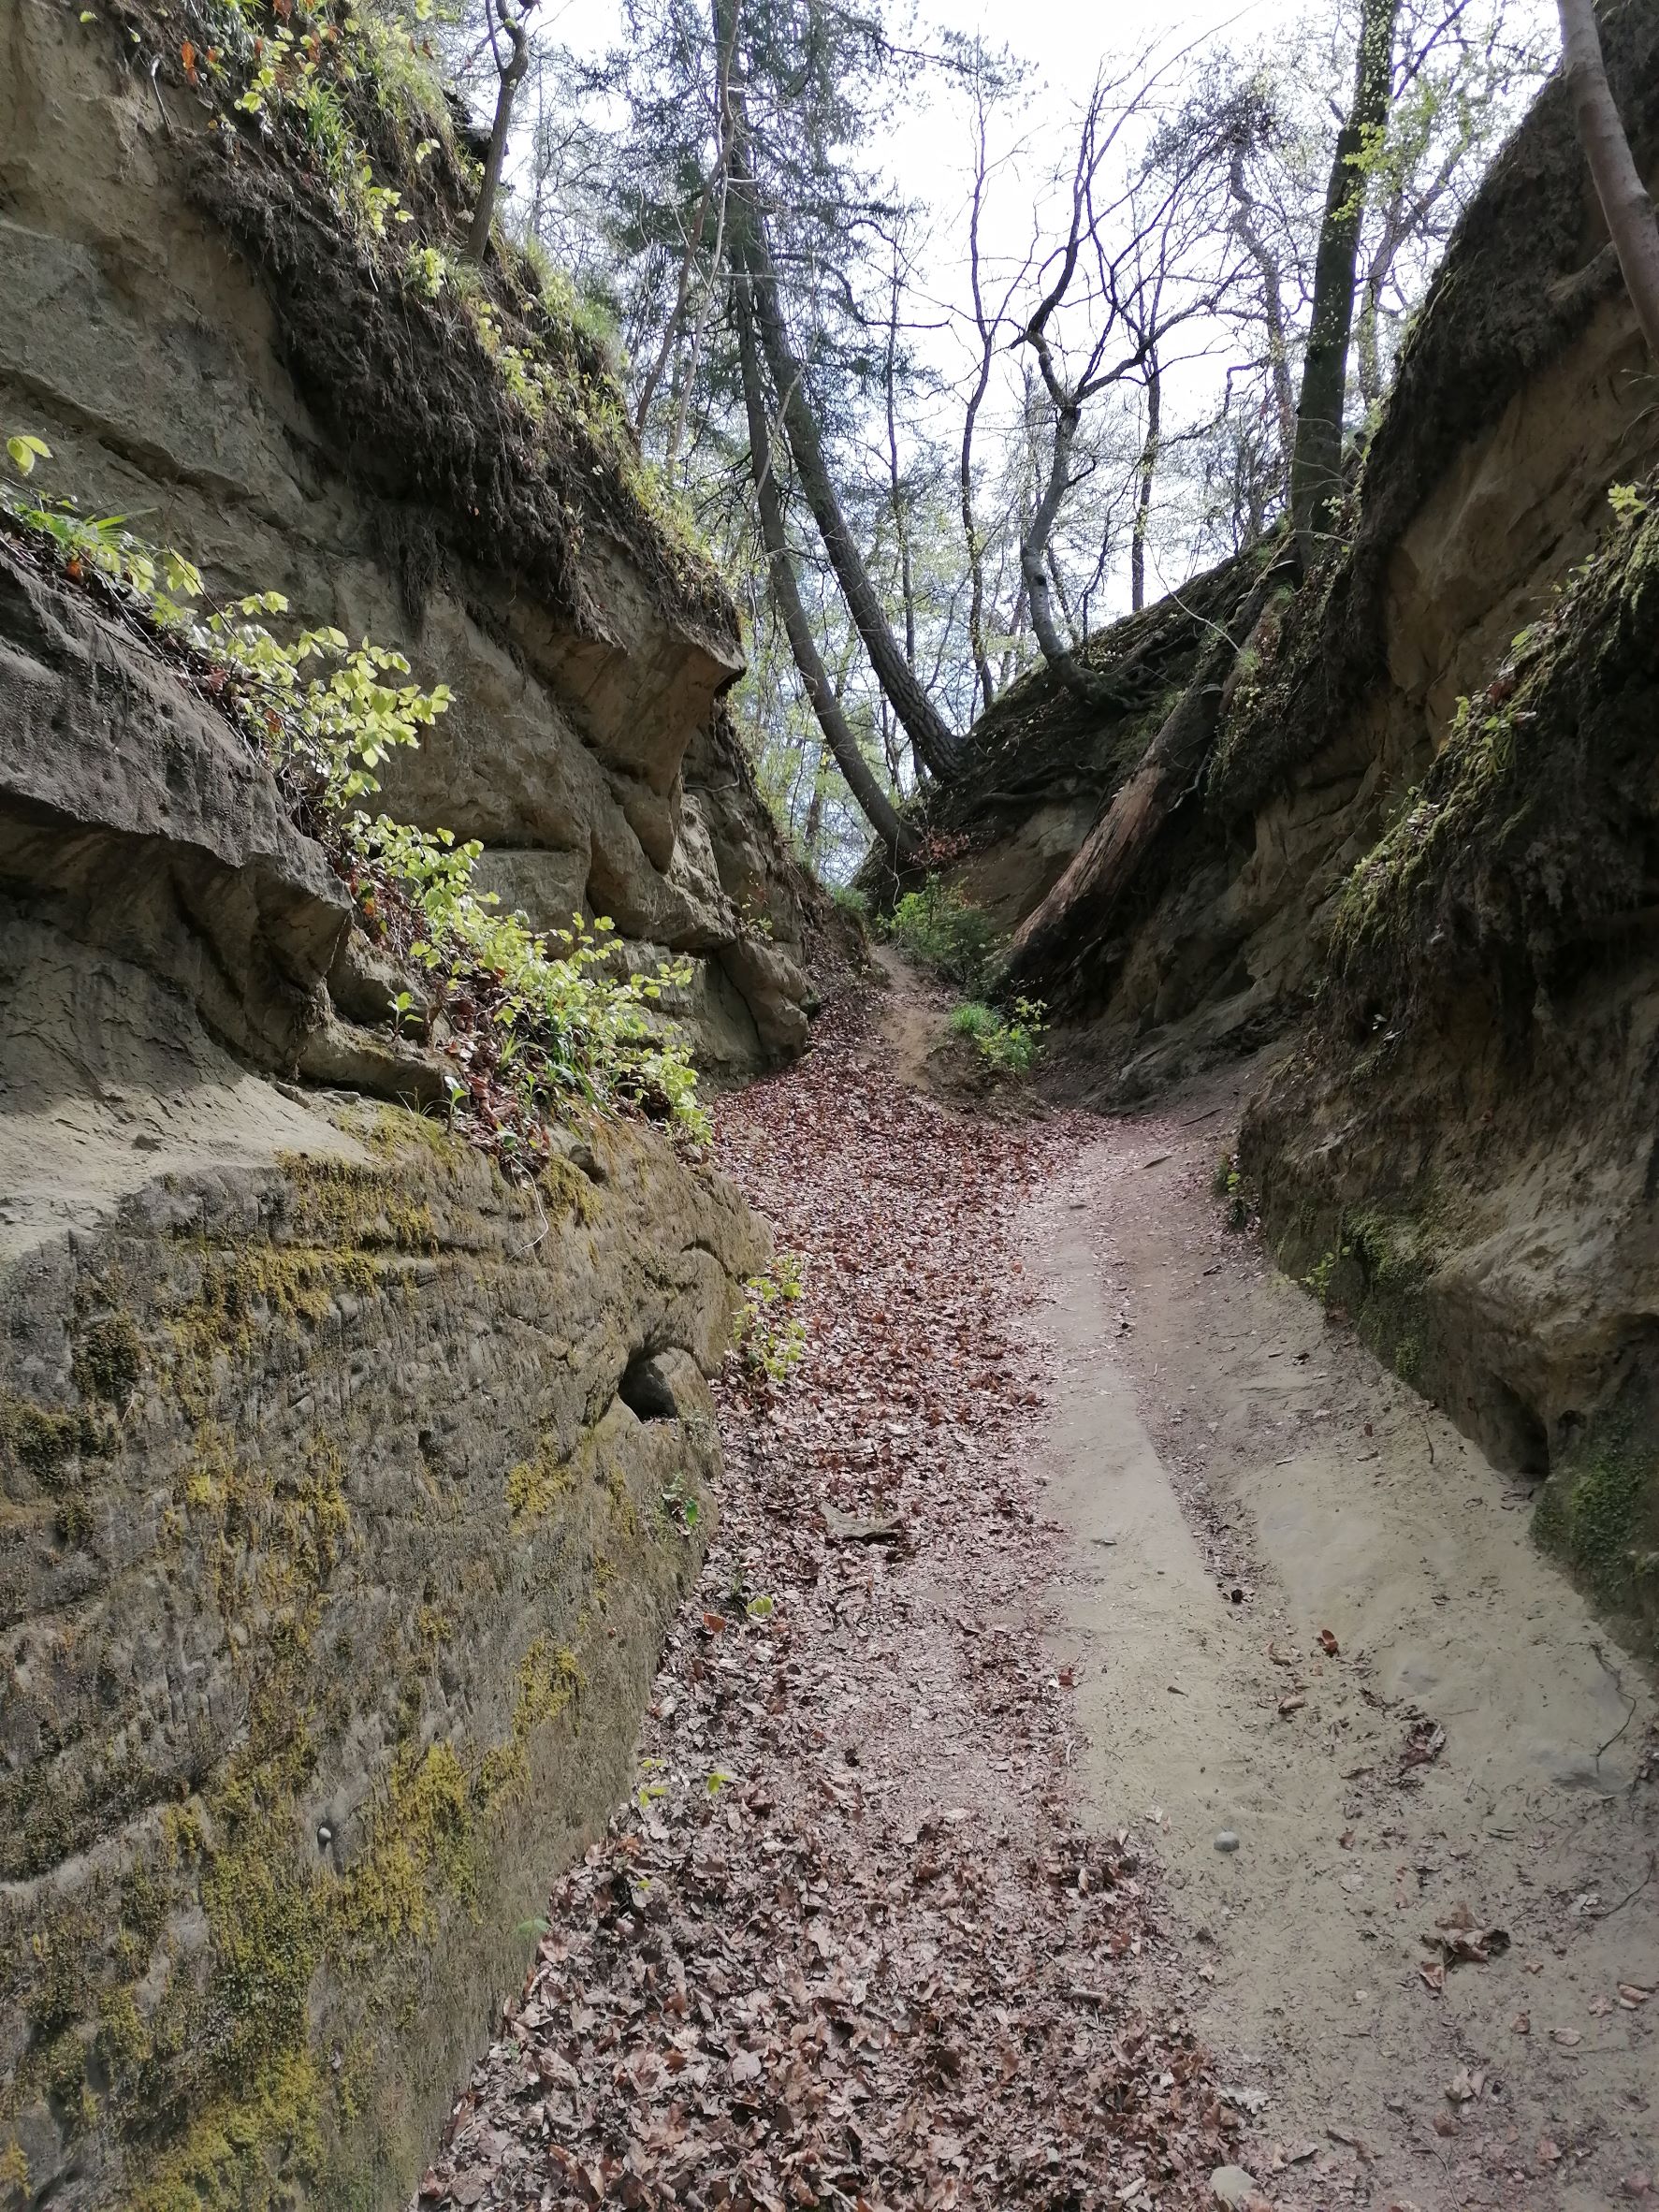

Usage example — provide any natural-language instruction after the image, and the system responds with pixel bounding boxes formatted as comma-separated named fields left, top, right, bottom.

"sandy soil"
left=417, top=961, right=1654, bottom=2212
left=1027, top=1062, right=1659, bottom=2211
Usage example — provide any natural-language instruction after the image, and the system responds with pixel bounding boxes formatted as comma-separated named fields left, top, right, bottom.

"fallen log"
left=1007, top=554, right=1294, bottom=989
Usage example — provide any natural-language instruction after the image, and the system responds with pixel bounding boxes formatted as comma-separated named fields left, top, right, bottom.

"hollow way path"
left=416, top=964, right=1657, bottom=2212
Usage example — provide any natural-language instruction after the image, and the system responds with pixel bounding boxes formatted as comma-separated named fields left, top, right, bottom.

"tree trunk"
left=1556, top=0, right=1659, bottom=360
left=1017, top=388, right=1156, bottom=713
left=633, top=0, right=740, bottom=439
left=1007, top=557, right=1290, bottom=986
left=1288, top=0, right=1401, bottom=567
left=881, top=247, right=918, bottom=673
left=726, top=140, right=959, bottom=784
left=735, top=276, right=917, bottom=863
left=1130, top=363, right=1161, bottom=614
left=1227, top=146, right=1296, bottom=489
left=466, top=0, right=533, bottom=264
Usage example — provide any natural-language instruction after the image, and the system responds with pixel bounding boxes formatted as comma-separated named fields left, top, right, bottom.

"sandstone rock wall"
left=0, top=7, right=810, bottom=2198
left=0, top=528, right=767, bottom=2205
left=0, top=0, right=814, bottom=1075
left=928, top=6, right=1659, bottom=1637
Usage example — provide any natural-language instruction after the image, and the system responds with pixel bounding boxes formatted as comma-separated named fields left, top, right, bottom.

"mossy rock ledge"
left=0, top=1108, right=762, bottom=2209
left=0, top=7, right=781, bottom=2188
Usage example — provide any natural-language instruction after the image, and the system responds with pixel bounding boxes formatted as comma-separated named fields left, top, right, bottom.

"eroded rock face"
left=0, top=8, right=807, bottom=2196
left=0, top=0, right=813, bottom=1076
left=0, top=551, right=769, bottom=2204
left=0, top=1106, right=760, bottom=2210
left=927, top=20, right=1659, bottom=1636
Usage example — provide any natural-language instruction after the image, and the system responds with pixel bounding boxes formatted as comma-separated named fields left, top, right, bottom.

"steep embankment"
left=0, top=0, right=824, bottom=1074
left=0, top=5, right=828, bottom=2205
left=929, top=4, right=1659, bottom=1643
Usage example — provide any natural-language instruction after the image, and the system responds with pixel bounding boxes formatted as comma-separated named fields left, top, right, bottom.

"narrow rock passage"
left=419, top=966, right=1656, bottom=2212
left=418, top=980, right=1236, bottom=2211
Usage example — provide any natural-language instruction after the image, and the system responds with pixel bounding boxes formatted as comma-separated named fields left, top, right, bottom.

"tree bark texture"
left=726, top=140, right=960, bottom=783
left=466, top=0, right=533, bottom=263
left=734, top=277, right=917, bottom=861
left=1288, top=0, right=1401, bottom=567
left=1556, top=0, right=1659, bottom=360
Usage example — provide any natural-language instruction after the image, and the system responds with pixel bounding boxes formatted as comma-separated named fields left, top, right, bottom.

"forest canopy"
left=425, top=0, right=1553, bottom=874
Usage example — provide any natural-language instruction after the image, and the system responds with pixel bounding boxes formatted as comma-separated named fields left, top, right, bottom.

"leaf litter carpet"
left=417, top=990, right=1238, bottom=2210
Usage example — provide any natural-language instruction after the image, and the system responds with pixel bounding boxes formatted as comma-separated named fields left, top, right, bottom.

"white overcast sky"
left=534, top=0, right=1551, bottom=617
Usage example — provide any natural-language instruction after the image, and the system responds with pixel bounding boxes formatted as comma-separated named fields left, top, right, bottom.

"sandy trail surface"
left=415, top=975, right=1238, bottom=2212
left=415, top=961, right=1655, bottom=2212
left=1033, top=1069, right=1659, bottom=2210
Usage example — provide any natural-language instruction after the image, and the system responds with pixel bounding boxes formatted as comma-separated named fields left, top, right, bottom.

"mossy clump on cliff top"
left=1324, top=480, right=1659, bottom=1034
left=93, top=0, right=734, bottom=654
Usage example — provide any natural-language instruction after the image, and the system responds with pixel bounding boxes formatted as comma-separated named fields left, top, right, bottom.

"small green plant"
left=947, top=997, right=1046, bottom=1075
left=886, top=875, right=1000, bottom=989
left=1, top=436, right=708, bottom=1157
left=403, top=242, right=450, bottom=300
left=734, top=1252, right=807, bottom=1382
left=6, top=433, right=49, bottom=476
left=1212, top=1151, right=1249, bottom=1230
left=659, top=1472, right=701, bottom=1536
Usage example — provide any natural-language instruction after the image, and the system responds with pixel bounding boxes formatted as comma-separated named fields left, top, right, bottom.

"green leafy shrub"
left=947, top=997, right=1046, bottom=1076
left=1, top=437, right=706, bottom=1154
left=1212, top=1152, right=1249, bottom=1230
left=886, top=876, right=999, bottom=990
left=734, top=1253, right=807, bottom=1382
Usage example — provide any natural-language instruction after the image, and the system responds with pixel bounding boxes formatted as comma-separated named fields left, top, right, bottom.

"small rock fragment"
left=1210, top=2167, right=1259, bottom=2209
left=1215, top=1829, right=1240, bottom=1854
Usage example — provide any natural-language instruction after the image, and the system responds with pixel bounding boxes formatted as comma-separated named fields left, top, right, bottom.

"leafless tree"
left=1015, top=65, right=1232, bottom=706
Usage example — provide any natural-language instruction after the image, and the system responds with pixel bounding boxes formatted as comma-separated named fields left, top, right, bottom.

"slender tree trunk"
left=960, top=424, right=995, bottom=717
left=1130, top=362, right=1161, bottom=614
left=1016, top=382, right=1154, bottom=711
left=726, top=137, right=958, bottom=783
left=881, top=247, right=918, bottom=672
left=803, top=767, right=823, bottom=865
left=960, top=114, right=999, bottom=718
left=1227, top=146, right=1296, bottom=490
left=735, top=277, right=917, bottom=862
left=466, top=0, right=535, bottom=264
left=1288, top=0, right=1402, bottom=567
left=633, top=1, right=740, bottom=437
left=1556, top=0, right=1659, bottom=359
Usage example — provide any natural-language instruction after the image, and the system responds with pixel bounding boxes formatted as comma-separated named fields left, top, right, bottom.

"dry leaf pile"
left=417, top=994, right=1235, bottom=2211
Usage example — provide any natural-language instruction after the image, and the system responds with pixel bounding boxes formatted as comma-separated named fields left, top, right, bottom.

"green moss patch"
left=1534, top=1416, right=1659, bottom=1635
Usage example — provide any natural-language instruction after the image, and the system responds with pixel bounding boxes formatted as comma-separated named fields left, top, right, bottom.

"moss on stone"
left=0, top=1393, right=106, bottom=1494
left=71, top=1311, right=144, bottom=1404
left=1534, top=1418, right=1659, bottom=1624
left=505, top=1434, right=574, bottom=1524
left=125, top=2049, right=326, bottom=2212
left=334, top=1741, right=479, bottom=1957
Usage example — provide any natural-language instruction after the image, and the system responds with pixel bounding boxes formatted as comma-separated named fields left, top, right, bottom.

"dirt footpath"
left=1032, top=1069, right=1659, bottom=2211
